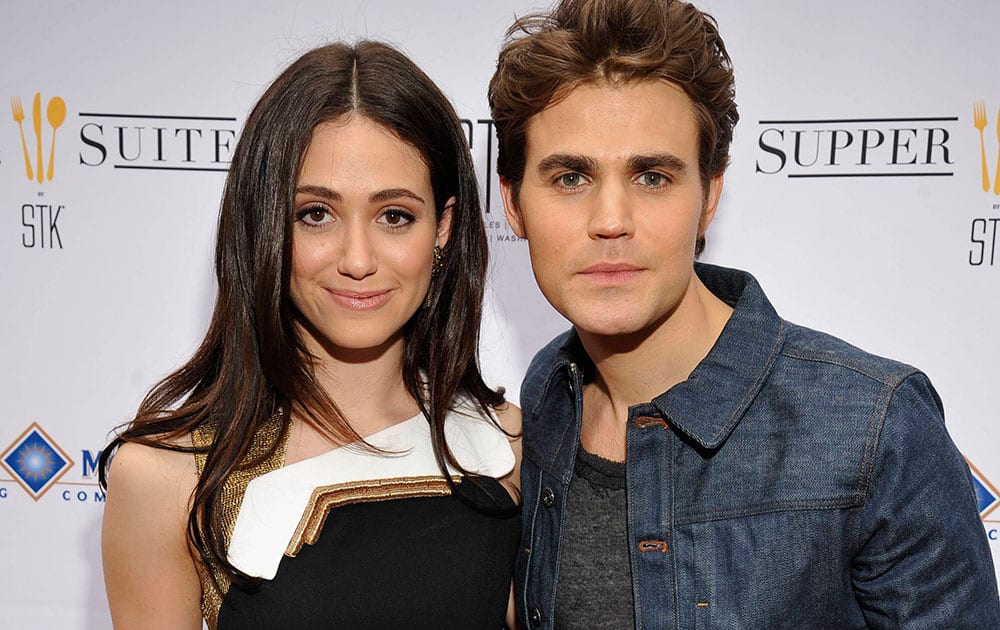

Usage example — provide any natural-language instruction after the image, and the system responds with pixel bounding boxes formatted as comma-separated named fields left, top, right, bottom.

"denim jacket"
left=515, top=263, right=999, bottom=629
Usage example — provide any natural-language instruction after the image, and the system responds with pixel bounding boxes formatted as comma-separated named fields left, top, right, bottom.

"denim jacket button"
left=529, top=607, right=543, bottom=626
left=541, top=487, right=555, bottom=507
left=636, top=415, right=669, bottom=429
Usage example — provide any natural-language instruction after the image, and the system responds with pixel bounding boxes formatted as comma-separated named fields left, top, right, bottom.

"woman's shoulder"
left=449, top=393, right=521, bottom=429
left=492, top=401, right=522, bottom=494
left=105, top=438, right=198, bottom=511
left=492, top=400, right=522, bottom=437
left=102, top=438, right=204, bottom=628
left=445, top=395, right=522, bottom=490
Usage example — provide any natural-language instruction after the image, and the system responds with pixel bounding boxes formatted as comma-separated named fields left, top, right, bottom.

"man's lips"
left=581, top=262, right=644, bottom=274
left=325, top=288, right=393, bottom=310
left=578, top=262, right=645, bottom=284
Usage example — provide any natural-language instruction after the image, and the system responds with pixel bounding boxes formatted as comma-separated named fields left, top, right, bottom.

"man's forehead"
left=532, top=78, right=692, bottom=119
left=522, top=80, right=700, bottom=162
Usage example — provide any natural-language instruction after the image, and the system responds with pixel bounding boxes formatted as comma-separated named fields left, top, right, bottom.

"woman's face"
left=289, top=116, right=452, bottom=360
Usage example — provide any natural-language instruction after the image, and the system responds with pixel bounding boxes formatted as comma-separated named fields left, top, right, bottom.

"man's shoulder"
left=764, top=321, right=944, bottom=444
left=777, top=320, right=921, bottom=388
left=698, top=262, right=921, bottom=388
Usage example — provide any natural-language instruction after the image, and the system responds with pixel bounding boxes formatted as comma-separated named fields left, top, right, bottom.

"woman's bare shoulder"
left=492, top=401, right=522, bottom=495
left=103, top=437, right=204, bottom=628
left=492, top=400, right=522, bottom=437
left=106, top=438, right=198, bottom=501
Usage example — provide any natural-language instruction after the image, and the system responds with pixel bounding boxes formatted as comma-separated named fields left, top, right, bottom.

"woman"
left=100, top=41, right=521, bottom=629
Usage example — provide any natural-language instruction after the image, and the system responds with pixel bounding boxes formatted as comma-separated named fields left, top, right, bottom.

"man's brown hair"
left=489, top=0, right=738, bottom=252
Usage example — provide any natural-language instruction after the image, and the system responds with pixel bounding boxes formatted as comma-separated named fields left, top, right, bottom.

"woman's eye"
left=378, top=208, right=415, bottom=228
left=297, top=206, right=332, bottom=226
left=557, top=172, right=584, bottom=188
left=639, top=172, right=667, bottom=187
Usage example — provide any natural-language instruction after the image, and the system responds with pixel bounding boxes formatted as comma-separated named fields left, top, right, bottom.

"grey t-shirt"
left=554, top=446, right=635, bottom=629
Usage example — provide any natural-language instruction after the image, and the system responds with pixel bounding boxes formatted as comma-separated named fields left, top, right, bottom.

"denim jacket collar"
left=532, top=263, right=786, bottom=457
left=653, top=263, right=786, bottom=450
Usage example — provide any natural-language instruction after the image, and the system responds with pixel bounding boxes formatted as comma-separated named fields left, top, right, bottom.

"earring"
left=424, top=245, right=444, bottom=308
left=431, top=245, right=444, bottom=279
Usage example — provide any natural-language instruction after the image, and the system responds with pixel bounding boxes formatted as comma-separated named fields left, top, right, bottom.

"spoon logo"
left=9, top=92, right=66, bottom=183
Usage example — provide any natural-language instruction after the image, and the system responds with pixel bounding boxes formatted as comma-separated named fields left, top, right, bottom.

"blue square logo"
left=967, top=459, right=1000, bottom=521
left=973, top=475, right=999, bottom=515
left=1, top=423, right=74, bottom=500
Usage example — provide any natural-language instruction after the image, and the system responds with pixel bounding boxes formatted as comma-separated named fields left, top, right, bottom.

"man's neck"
left=577, top=274, right=733, bottom=458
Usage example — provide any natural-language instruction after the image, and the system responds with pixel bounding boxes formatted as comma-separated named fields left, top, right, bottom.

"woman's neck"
left=306, top=334, right=419, bottom=436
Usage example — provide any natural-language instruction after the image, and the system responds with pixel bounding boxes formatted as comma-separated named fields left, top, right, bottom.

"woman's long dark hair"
left=99, top=41, right=504, bottom=587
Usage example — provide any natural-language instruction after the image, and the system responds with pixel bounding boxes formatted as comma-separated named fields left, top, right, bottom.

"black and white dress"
left=194, top=402, right=520, bottom=629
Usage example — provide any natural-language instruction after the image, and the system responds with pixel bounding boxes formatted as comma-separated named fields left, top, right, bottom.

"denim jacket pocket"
left=676, top=507, right=868, bottom=630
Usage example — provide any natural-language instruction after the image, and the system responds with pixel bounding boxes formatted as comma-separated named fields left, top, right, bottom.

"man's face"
left=501, top=81, right=722, bottom=340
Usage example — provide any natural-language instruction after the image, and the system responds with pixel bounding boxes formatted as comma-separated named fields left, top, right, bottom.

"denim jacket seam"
left=849, top=367, right=938, bottom=560
left=520, top=468, right=543, bottom=623
left=780, top=345, right=918, bottom=386
left=535, top=464, right=569, bottom=627
left=854, top=364, right=918, bottom=504
left=626, top=444, right=643, bottom=628
left=675, top=495, right=863, bottom=525
left=669, top=436, right=679, bottom=629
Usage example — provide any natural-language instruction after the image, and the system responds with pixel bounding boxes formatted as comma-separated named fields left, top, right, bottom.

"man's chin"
left=573, top=316, right=654, bottom=342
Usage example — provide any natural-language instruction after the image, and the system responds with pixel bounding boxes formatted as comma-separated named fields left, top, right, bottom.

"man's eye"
left=558, top=173, right=584, bottom=188
left=639, top=172, right=667, bottom=187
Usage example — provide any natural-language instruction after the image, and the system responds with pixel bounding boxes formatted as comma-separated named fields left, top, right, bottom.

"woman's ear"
left=437, top=197, right=455, bottom=247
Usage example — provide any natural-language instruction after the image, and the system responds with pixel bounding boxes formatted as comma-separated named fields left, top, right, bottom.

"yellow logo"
left=9, top=92, right=66, bottom=183
left=973, top=101, right=1000, bottom=196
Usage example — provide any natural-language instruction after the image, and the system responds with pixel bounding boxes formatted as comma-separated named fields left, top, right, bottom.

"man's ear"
left=499, top=177, right=526, bottom=239
left=436, top=197, right=455, bottom=248
left=699, top=174, right=724, bottom=237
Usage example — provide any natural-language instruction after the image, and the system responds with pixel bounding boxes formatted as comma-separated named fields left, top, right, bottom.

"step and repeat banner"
left=2, top=1, right=998, bottom=626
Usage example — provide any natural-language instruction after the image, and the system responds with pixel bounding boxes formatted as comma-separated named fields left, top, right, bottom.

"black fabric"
left=218, top=477, right=520, bottom=629
left=554, top=446, right=634, bottom=629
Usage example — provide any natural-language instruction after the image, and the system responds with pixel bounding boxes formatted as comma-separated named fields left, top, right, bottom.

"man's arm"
left=851, top=372, right=1000, bottom=627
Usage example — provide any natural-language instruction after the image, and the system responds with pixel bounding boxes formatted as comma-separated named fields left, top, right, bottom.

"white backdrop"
left=1, top=1, right=998, bottom=627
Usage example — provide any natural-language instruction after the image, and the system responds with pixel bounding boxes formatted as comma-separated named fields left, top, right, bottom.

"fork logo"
left=973, top=101, right=1000, bottom=196
left=9, top=92, right=67, bottom=184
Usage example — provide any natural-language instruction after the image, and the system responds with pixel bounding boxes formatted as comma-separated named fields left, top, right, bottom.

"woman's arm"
left=102, top=441, right=203, bottom=630
left=495, top=402, right=523, bottom=499
left=495, top=402, right=523, bottom=629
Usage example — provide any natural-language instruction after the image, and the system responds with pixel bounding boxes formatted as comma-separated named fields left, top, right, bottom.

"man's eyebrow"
left=536, top=153, right=598, bottom=175
left=294, top=185, right=426, bottom=205
left=627, top=153, right=688, bottom=174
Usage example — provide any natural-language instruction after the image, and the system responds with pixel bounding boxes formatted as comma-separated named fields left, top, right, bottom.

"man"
left=488, top=0, right=1000, bottom=627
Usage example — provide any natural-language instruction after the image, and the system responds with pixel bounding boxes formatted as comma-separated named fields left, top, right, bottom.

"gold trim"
left=191, top=413, right=289, bottom=630
left=286, top=475, right=454, bottom=557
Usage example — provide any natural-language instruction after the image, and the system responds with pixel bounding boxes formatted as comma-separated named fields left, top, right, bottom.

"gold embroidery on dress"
left=285, top=475, right=454, bottom=556
left=192, top=413, right=289, bottom=630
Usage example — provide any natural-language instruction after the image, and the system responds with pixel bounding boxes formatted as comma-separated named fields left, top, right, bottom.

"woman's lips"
left=326, top=288, right=393, bottom=310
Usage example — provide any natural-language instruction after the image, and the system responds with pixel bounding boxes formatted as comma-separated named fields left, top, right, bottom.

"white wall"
left=1, top=1, right=997, bottom=627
